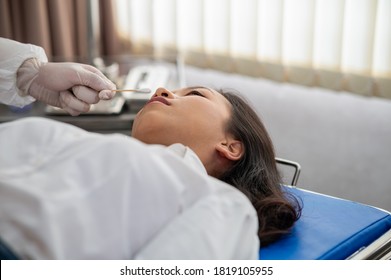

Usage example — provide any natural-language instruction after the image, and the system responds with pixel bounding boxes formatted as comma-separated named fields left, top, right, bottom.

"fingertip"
left=106, top=80, right=117, bottom=91
left=63, top=107, right=81, bottom=116
left=66, top=102, right=90, bottom=116
left=99, top=89, right=116, bottom=100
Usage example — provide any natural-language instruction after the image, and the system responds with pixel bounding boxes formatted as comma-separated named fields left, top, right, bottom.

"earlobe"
left=216, top=140, right=244, bottom=162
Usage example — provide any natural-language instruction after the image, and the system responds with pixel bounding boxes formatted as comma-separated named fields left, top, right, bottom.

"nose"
left=154, top=87, right=175, bottom=98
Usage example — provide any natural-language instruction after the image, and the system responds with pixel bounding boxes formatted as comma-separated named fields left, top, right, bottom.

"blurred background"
left=1, top=0, right=390, bottom=97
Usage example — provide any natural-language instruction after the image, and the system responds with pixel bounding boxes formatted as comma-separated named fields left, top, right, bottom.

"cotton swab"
left=112, top=88, right=151, bottom=94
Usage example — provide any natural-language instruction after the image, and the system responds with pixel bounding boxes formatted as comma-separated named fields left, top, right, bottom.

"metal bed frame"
left=275, top=157, right=301, bottom=186
left=272, top=157, right=391, bottom=260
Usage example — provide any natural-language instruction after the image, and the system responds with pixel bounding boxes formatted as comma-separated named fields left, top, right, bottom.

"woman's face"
left=131, top=86, right=232, bottom=158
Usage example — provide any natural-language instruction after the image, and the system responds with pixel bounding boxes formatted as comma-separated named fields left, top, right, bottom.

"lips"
left=147, top=96, right=171, bottom=105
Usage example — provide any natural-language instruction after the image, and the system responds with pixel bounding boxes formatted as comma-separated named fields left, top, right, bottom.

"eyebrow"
left=186, top=86, right=216, bottom=95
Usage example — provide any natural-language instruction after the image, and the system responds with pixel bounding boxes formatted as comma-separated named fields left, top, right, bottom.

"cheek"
left=200, top=102, right=229, bottom=125
left=188, top=106, right=228, bottom=135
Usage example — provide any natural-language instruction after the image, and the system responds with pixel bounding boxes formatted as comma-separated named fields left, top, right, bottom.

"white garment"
left=0, top=37, right=47, bottom=107
left=0, top=117, right=259, bottom=259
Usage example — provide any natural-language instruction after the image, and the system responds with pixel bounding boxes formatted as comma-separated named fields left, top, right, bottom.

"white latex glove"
left=17, top=58, right=117, bottom=116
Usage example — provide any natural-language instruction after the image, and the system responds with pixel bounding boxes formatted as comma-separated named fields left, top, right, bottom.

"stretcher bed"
left=260, top=159, right=391, bottom=260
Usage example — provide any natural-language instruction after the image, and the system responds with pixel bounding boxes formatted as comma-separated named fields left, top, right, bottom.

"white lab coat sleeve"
left=134, top=180, right=260, bottom=260
left=0, top=38, right=48, bottom=107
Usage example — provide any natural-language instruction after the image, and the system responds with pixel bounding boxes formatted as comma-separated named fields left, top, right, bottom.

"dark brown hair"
left=218, top=89, right=302, bottom=247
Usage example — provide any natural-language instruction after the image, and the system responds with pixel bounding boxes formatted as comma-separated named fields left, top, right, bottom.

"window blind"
left=114, top=0, right=391, bottom=98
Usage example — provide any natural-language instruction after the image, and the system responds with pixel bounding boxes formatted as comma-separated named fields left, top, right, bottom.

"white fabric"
left=0, top=117, right=259, bottom=259
left=0, top=37, right=48, bottom=107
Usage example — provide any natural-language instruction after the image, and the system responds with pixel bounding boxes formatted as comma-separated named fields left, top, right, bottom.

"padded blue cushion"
left=259, top=187, right=391, bottom=260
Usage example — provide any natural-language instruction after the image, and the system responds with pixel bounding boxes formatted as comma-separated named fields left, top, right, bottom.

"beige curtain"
left=114, top=0, right=391, bottom=99
left=0, top=0, right=121, bottom=62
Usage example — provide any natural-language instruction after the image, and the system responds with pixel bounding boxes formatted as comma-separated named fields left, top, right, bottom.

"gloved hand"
left=17, top=58, right=117, bottom=116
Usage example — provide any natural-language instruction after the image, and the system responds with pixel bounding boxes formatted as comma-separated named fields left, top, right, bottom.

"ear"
left=216, top=139, right=244, bottom=162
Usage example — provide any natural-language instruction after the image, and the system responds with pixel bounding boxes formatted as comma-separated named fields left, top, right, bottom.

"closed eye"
left=186, top=90, right=205, bottom=97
